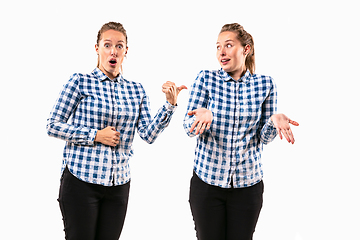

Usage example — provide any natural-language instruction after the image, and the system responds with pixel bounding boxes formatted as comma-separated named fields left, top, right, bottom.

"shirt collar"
left=92, top=68, right=124, bottom=83
left=219, top=68, right=251, bottom=83
left=240, top=70, right=252, bottom=83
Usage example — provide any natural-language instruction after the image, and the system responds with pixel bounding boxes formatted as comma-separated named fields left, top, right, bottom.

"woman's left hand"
left=271, top=113, right=299, bottom=144
left=162, top=81, right=187, bottom=106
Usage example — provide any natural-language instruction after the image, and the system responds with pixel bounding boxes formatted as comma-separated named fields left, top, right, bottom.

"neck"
left=99, top=66, right=120, bottom=80
left=229, top=67, right=247, bottom=81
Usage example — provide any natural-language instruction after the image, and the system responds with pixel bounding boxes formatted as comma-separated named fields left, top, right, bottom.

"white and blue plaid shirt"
left=183, top=69, right=278, bottom=188
left=47, top=68, right=176, bottom=186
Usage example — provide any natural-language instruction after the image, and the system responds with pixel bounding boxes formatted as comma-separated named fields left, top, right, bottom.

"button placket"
left=234, top=81, right=244, bottom=172
left=109, top=80, right=118, bottom=184
left=229, top=82, right=238, bottom=175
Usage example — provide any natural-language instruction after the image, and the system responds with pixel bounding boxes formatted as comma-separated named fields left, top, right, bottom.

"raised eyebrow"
left=103, top=39, right=125, bottom=43
left=216, top=39, right=234, bottom=44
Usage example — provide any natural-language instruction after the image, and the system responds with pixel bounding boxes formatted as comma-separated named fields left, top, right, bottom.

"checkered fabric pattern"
left=47, top=68, right=176, bottom=186
left=183, top=69, right=278, bottom=188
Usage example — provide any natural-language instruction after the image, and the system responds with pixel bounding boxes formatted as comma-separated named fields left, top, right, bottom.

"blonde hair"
left=220, top=23, right=255, bottom=74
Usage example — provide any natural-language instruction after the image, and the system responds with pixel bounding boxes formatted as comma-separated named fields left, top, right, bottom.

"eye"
left=104, top=43, right=110, bottom=48
left=216, top=45, right=220, bottom=50
left=226, top=43, right=232, bottom=48
left=116, top=44, right=123, bottom=49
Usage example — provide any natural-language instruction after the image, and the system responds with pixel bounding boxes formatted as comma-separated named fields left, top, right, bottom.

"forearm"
left=259, top=79, right=278, bottom=144
left=46, top=119, right=97, bottom=145
left=259, top=118, right=278, bottom=144
left=137, top=101, right=177, bottom=144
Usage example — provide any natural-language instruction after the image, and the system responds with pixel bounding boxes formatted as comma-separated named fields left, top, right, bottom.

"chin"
left=106, top=66, right=118, bottom=73
left=222, top=66, right=232, bottom=73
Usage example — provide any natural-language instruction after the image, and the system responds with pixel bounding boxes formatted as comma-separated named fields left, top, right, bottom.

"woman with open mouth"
left=47, top=22, right=186, bottom=240
left=183, top=23, right=299, bottom=240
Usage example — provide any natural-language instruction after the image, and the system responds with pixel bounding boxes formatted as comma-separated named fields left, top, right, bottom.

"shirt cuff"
left=159, top=101, right=177, bottom=125
left=260, top=118, right=278, bottom=144
left=89, top=128, right=98, bottom=145
left=164, top=101, right=177, bottom=113
left=266, top=118, right=278, bottom=133
left=268, top=118, right=275, bottom=128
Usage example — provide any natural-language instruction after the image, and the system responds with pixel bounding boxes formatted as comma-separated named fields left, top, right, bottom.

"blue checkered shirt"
left=47, top=68, right=176, bottom=186
left=183, top=69, right=278, bottom=188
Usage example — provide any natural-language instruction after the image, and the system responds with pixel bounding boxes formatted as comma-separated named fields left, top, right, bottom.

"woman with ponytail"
left=183, top=23, right=299, bottom=240
left=47, top=22, right=186, bottom=240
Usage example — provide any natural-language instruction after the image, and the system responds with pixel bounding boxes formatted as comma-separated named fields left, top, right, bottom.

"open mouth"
left=221, top=59, right=230, bottom=64
left=109, top=58, right=117, bottom=66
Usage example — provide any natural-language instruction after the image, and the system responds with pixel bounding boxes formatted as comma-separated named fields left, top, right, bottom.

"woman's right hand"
left=188, top=108, right=213, bottom=135
left=94, top=126, right=120, bottom=147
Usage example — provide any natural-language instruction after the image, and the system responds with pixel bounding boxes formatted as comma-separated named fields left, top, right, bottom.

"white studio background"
left=0, top=0, right=359, bottom=239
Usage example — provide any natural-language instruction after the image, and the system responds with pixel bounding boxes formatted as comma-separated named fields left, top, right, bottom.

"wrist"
left=94, top=129, right=102, bottom=142
left=167, top=100, right=177, bottom=106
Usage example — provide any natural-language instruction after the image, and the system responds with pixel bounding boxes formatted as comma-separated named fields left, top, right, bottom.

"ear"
left=95, top=44, right=99, bottom=54
left=244, top=44, right=251, bottom=55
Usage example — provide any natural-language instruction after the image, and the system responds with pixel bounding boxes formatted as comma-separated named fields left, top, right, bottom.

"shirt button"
left=236, top=106, right=240, bottom=109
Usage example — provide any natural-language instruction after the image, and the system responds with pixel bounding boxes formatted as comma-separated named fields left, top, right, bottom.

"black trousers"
left=58, top=167, right=130, bottom=240
left=189, top=172, right=264, bottom=240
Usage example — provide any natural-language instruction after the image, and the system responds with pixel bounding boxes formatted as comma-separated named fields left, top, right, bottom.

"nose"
left=220, top=47, right=226, bottom=56
left=217, top=46, right=226, bottom=57
left=111, top=46, right=118, bottom=57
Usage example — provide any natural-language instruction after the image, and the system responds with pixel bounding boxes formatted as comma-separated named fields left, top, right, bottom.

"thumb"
left=289, top=119, right=299, bottom=126
left=188, top=109, right=197, bottom=116
left=177, top=85, right=188, bottom=92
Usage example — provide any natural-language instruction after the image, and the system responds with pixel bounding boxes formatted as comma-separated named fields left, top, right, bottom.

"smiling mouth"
left=221, top=59, right=230, bottom=64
